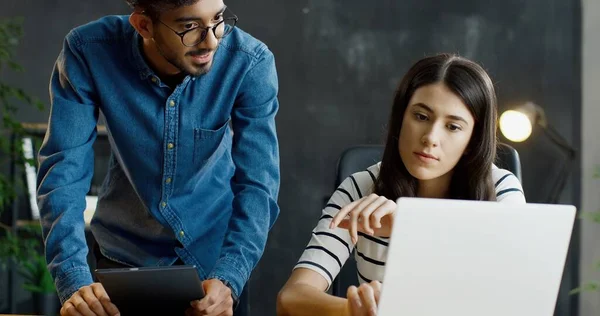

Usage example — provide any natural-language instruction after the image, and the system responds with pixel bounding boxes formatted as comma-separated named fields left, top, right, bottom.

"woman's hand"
left=345, top=281, right=382, bottom=316
left=330, top=194, right=397, bottom=243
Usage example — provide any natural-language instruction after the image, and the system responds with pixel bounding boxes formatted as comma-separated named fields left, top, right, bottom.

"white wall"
left=580, top=0, right=600, bottom=315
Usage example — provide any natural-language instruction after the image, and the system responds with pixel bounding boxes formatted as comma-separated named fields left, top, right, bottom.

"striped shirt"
left=294, top=163, right=526, bottom=288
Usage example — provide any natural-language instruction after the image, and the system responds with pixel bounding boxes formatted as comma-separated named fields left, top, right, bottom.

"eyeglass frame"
left=148, top=9, right=239, bottom=47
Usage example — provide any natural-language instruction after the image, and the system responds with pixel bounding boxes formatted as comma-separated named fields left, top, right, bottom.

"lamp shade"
left=499, top=110, right=532, bottom=142
left=499, top=102, right=542, bottom=142
left=499, top=102, right=576, bottom=204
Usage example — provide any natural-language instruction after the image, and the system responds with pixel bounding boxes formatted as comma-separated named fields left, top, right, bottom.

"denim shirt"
left=37, top=15, right=280, bottom=304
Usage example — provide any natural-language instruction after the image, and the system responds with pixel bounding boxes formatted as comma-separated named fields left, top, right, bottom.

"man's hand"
left=60, top=282, right=120, bottom=316
left=330, top=194, right=397, bottom=243
left=186, top=279, right=234, bottom=316
left=345, top=281, right=382, bottom=316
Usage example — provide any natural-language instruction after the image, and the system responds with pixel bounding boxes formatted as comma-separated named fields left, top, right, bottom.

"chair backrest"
left=336, top=145, right=385, bottom=186
left=495, top=143, right=522, bottom=182
left=330, top=142, right=522, bottom=296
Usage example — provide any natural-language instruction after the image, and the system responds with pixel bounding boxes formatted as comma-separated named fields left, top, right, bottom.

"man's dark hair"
left=125, top=0, right=200, bottom=19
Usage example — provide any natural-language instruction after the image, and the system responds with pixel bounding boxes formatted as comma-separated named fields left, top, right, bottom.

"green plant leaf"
left=579, top=212, right=600, bottom=224
left=23, top=284, right=44, bottom=293
left=0, top=17, right=45, bottom=217
left=570, top=282, right=600, bottom=295
left=0, top=16, right=50, bottom=296
left=0, top=174, right=16, bottom=212
left=34, top=100, right=44, bottom=111
left=11, top=236, right=56, bottom=293
left=0, top=48, right=9, bottom=60
left=7, top=60, right=22, bottom=72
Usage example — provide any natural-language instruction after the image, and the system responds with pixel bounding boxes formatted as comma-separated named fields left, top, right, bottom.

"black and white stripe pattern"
left=294, top=163, right=526, bottom=288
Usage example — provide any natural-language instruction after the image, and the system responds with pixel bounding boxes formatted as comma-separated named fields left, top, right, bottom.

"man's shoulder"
left=219, top=27, right=272, bottom=61
left=66, top=15, right=133, bottom=47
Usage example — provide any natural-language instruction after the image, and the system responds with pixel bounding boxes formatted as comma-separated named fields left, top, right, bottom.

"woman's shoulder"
left=349, top=162, right=381, bottom=185
left=491, top=164, right=526, bottom=203
left=491, top=164, right=519, bottom=184
left=338, top=162, right=381, bottom=197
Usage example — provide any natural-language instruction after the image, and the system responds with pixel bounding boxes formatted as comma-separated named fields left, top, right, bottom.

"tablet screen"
left=96, top=265, right=205, bottom=314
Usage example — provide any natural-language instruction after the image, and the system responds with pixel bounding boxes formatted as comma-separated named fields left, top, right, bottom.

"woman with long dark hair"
left=277, top=54, right=525, bottom=316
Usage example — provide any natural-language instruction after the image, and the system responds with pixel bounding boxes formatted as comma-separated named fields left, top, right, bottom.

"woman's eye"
left=414, top=113, right=428, bottom=121
left=214, top=14, right=224, bottom=21
left=447, top=124, right=462, bottom=131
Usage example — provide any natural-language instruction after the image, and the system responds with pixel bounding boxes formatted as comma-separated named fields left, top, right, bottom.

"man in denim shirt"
left=36, top=0, right=280, bottom=315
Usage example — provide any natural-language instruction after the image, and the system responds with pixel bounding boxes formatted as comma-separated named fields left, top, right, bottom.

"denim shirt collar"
left=130, top=32, right=154, bottom=80
left=129, top=32, right=200, bottom=84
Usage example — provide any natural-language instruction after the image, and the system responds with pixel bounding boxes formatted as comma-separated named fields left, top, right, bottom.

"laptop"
left=377, top=197, right=576, bottom=316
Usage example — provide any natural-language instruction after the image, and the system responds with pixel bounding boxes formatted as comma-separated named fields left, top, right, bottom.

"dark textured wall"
left=1, top=0, right=581, bottom=315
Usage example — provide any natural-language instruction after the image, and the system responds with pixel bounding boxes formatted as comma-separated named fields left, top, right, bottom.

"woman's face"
left=398, top=82, right=475, bottom=182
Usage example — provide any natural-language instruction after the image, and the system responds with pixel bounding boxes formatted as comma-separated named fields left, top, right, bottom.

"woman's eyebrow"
left=412, top=103, right=469, bottom=125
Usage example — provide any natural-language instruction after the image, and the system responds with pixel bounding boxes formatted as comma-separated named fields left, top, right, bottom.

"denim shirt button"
left=151, top=77, right=158, bottom=83
left=161, top=201, right=166, bottom=208
left=179, top=230, right=185, bottom=238
left=167, top=143, right=174, bottom=149
left=169, top=100, right=175, bottom=107
left=165, top=177, right=172, bottom=184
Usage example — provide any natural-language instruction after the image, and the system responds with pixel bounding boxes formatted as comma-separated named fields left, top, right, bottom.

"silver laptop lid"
left=377, top=197, right=576, bottom=316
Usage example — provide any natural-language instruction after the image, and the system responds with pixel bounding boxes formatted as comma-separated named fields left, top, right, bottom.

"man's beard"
left=155, top=41, right=216, bottom=77
left=169, top=49, right=215, bottom=77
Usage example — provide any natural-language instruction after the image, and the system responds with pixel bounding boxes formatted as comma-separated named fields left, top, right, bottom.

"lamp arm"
left=547, top=156, right=573, bottom=204
left=538, top=123, right=576, bottom=203
left=541, top=124, right=577, bottom=158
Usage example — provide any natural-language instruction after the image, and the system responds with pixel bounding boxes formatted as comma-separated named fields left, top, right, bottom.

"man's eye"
left=184, top=23, right=198, bottom=29
left=214, top=14, right=224, bottom=21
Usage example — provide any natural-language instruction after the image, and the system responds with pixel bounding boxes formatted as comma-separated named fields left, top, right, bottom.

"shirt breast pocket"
left=193, top=118, right=231, bottom=169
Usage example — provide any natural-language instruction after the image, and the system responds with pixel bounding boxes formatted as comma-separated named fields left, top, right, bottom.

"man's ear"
left=129, top=12, right=155, bottom=40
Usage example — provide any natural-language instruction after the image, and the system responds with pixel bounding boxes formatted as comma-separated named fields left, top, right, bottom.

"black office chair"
left=329, top=142, right=522, bottom=297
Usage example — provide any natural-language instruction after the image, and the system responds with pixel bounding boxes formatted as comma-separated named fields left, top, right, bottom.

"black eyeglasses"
left=155, top=11, right=238, bottom=47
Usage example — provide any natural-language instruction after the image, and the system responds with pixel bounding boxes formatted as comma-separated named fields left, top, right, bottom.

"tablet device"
left=95, top=265, right=205, bottom=314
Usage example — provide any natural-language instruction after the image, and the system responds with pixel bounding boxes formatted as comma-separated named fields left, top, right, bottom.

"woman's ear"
left=129, top=12, right=155, bottom=40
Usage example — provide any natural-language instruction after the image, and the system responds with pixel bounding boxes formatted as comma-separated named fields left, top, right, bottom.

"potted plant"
left=0, top=16, right=44, bottom=205
left=0, top=16, right=53, bottom=315
left=570, top=165, right=600, bottom=295
left=0, top=222, right=59, bottom=315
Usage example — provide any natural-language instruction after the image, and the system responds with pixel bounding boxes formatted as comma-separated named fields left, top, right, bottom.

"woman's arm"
left=279, top=168, right=382, bottom=315
left=277, top=268, right=347, bottom=316
left=278, top=268, right=382, bottom=316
